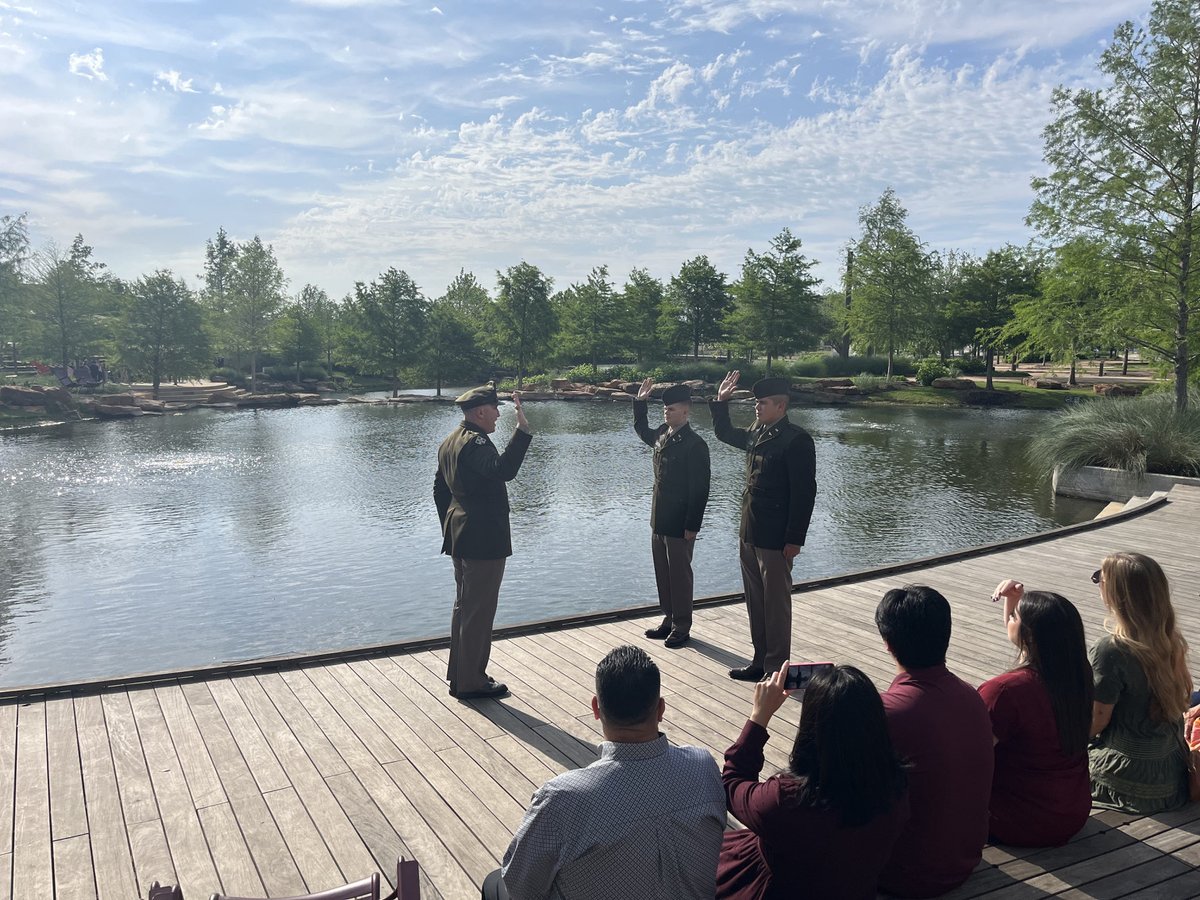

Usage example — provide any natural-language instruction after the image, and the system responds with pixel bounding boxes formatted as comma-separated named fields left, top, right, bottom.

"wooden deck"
left=4, top=486, right=1200, bottom=900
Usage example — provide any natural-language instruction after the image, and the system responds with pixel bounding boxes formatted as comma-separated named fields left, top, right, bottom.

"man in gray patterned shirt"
left=481, top=645, right=726, bottom=900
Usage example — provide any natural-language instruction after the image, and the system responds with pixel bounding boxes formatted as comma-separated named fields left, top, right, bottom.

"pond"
left=0, top=398, right=1099, bottom=687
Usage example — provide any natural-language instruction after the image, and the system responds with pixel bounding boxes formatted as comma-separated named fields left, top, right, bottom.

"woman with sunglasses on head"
left=980, top=581, right=1093, bottom=846
left=1088, top=552, right=1192, bottom=813
left=717, top=662, right=909, bottom=900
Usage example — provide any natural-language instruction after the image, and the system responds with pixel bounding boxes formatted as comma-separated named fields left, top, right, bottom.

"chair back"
left=148, top=884, right=183, bottom=900
left=209, top=872, right=380, bottom=900
left=394, top=857, right=420, bottom=900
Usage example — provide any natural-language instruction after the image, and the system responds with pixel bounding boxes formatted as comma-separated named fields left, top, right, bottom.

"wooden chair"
left=208, top=872, right=380, bottom=900
left=148, top=884, right=183, bottom=900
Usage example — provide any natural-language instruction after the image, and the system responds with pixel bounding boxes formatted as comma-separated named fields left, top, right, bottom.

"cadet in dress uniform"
left=710, top=371, right=816, bottom=681
left=433, top=383, right=532, bottom=700
left=633, top=379, right=711, bottom=648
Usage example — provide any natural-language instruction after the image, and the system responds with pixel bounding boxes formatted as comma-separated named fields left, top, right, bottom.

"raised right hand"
left=716, top=370, right=740, bottom=402
left=636, top=377, right=653, bottom=401
left=749, top=661, right=791, bottom=727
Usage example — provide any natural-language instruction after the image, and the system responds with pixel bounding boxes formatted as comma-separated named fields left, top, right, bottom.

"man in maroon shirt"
left=875, top=585, right=993, bottom=898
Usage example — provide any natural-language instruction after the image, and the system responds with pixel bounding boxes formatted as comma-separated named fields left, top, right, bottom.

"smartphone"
left=785, top=661, right=835, bottom=695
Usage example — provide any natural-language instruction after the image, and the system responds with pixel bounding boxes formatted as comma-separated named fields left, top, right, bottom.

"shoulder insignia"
left=474, top=436, right=487, bottom=445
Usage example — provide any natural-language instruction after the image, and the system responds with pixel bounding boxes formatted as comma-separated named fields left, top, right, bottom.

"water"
left=0, top=400, right=1098, bottom=687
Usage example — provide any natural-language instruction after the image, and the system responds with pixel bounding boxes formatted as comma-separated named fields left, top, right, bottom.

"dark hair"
left=788, top=665, right=907, bottom=826
left=875, top=585, right=951, bottom=669
left=595, top=645, right=660, bottom=726
left=1015, top=591, right=1094, bottom=756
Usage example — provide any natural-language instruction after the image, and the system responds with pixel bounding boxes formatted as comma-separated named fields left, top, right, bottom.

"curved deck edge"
left=0, top=494, right=1168, bottom=701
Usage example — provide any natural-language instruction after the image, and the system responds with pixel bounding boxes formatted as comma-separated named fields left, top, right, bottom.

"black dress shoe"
left=645, top=623, right=671, bottom=639
left=664, top=631, right=690, bottom=649
left=456, top=680, right=510, bottom=700
left=729, top=665, right=765, bottom=682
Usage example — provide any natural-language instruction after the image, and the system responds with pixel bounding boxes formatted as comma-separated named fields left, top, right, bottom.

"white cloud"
left=154, top=69, right=197, bottom=93
left=67, top=47, right=107, bottom=81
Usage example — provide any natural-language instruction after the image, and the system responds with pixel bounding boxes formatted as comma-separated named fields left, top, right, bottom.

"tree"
left=275, top=292, right=322, bottom=382
left=0, top=213, right=30, bottom=373
left=492, top=262, right=555, bottom=388
left=618, top=268, right=665, bottom=364
left=555, top=265, right=622, bottom=375
left=31, top=235, right=107, bottom=367
left=660, top=255, right=731, bottom=358
left=440, top=269, right=490, bottom=330
left=1030, top=0, right=1200, bottom=410
left=847, top=189, right=933, bottom=378
left=956, top=246, right=1040, bottom=389
left=425, top=301, right=483, bottom=396
left=201, top=227, right=239, bottom=368
left=726, top=228, right=823, bottom=373
left=228, top=236, right=285, bottom=392
left=353, top=267, right=428, bottom=393
left=119, top=270, right=209, bottom=398
left=297, top=284, right=340, bottom=374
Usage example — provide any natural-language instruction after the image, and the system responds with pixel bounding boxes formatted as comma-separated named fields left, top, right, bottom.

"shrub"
left=209, top=366, right=245, bottom=385
left=851, top=373, right=888, bottom=391
left=298, top=363, right=329, bottom=381
left=915, top=358, right=953, bottom=386
left=497, top=372, right=551, bottom=391
left=789, top=354, right=913, bottom=378
left=950, top=358, right=987, bottom=375
left=1029, top=390, right=1200, bottom=477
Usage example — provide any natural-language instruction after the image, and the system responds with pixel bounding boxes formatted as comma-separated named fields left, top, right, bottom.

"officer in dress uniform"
left=433, top=383, right=532, bottom=700
left=633, top=379, right=711, bottom=648
left=710, top=371, right=817, bottom=681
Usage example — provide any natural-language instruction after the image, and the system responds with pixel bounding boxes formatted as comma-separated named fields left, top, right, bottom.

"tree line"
left=0, top=0, right=1197, bottom=407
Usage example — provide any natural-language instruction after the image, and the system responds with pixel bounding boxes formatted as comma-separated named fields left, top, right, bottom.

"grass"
left=1029, top=389, right=1200, bottom=477
left=862, top=381, right=1092, bottom=410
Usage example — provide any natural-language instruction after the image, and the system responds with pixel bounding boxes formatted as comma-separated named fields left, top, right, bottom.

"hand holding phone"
left=785, top=661, right=835, bottom=695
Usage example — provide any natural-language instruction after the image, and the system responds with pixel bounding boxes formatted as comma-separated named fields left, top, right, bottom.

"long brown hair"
left=1100, top=552, right=1192, bottom=723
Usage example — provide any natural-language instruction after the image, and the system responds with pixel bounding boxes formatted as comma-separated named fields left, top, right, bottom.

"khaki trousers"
left=738, top=541, right=794, bottom=673
left=447, top=557, right=506, bottom=693
left=651, top=533, right=695, bottom=635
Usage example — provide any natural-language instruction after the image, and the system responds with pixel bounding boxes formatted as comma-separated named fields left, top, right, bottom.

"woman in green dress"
left=1089, top=552, right=1192, bottom=813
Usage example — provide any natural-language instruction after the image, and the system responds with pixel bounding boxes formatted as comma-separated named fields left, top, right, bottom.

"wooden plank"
left=12, top=702, right=51, bottom=900
left=0, top=704, right=16, bottom=860
left=205, top=678, right=290, bottom=794
left=127, top=689, right=221, bottom=897
left=229, top=674, right=375, bottom=883
left=154, top=684, right=226, bottom=810
left=252, top=673, right=349, bottom=779
left=45, top=697, right=88, bottom=841
left=127, top=819, right=175, bottom=897
left=180, top=682, right=306, bottom=897
left=100, top=692, right=159, bottom=826
left=0, top=853, right=10, bottom=900
left=73, top=694, right=139, bottom=900
left=263, top=787, right=343, bottom=893
left=277, top=667, right=477, bottom=900
left=1053, top=855, right=1191, bottom=899
left=282, top=667, right=404, bottom=765
left=51, top=833, right=97, bottom=900
left=199, top=802, right=266, bottom=898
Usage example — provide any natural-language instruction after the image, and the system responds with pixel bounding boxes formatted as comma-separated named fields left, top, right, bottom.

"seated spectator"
left=1089, top=552, right=1192, bottom=813
left=875, top=585, right=994, bottom=898
left=980, top=581, right=1092, bottom=846
left=482, top=645, right=725, bottom=900
left=717, top=662, right=908, bottom=900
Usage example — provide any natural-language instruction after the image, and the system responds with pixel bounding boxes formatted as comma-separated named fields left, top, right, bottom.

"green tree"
left=298, top=284, right=340, bottom=373
left=1030, top=0, right=1200, bottom=410
left=440, top=269, right=491, bottom=330
left=492, top=261, right=555, bottom=388
left=957, top=246, right=1040, bottom=389
left=660, top=255, right=731, bottom=358
left=618, top=268, right=665, bottom=365
left=353, top=267, right=428, bottom=394
left=425, top=301, right=483, bottom=396
left=228, top=236, right=286, bottom=392
left=0, top=213, right=30, bottom=374
left=847, top=189, right=933, bottom=378
left=31, top=235, right=107, bottom=367
left=119, top=270, right=209, bottom=398
left=555, top=265, right=622, bottom=375
left=201, top=227, right=239, bottom=368
left=275, top=292, right=322, bottom=381
left=726, top=228, right=823, bottom=373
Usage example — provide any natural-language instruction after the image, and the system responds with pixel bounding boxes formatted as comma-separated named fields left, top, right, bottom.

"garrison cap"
left=661, top=384, right=692, bottom=406
left=752, top=377, right=791, bottom=399
left=456, top=382, right=503, bottom=410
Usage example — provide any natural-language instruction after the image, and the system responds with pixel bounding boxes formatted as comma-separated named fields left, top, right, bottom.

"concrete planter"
left=1053, top=464, right=1200, bottom=502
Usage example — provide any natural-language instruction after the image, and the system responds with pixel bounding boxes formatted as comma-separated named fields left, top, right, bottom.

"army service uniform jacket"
left=434, top=420, right=532, bottom=559
left=710, top=401, right=817, bottom=551
left=634, top=401, right=711, bottom=538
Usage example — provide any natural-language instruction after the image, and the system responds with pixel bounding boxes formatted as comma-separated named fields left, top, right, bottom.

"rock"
left=301, top=397, right=339, bottom=406
left=1093, top=383, right=1145, bottom=396
left=593, top=387, right=617, bottom=397
left=134, top=397, right=166, bottom=412
left=813, top=378, right=855, bottom=388
left=550, top=379, right=573, bottom=391
left=603, top=379, right=625, bottom=390
left=931, top=377, right=977, bottom=390
left=610, top=392, right=635, bottom=402
left=35, top=386, right=74, bottom=407
left=235, top=393, right=299, bottom=407
left=731, top=389, right=754, bottom=401
left=819, top=385, right=865, bottom=396
left=509, top=391, right=555, bottom=401
left=619, top=381, right=641, bottom=395
left=1028, top=379, right=1065, bottom=390
left=98, top=393, right=138, bottom=406
left=95, top=404, right=144, bottom=417
left=1, top=385, right=49, bottom=406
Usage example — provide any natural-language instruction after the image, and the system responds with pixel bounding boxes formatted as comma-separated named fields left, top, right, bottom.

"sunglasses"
left=1091, top=569, right=1102, bottom=585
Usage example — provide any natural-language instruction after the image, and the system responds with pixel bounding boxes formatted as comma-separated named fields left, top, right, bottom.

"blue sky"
left=0, top=0, right=1149, bottom=301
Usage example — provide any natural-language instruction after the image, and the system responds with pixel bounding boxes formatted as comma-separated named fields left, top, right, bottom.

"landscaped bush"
left=916, top=358, right=953, bottom=386
left=1029, top=389, right=1200, bottom=477
left=209, top=366, right=245, bottom=385
left=789, top=354, right=913, bottom=378
left=950, top=358, right=987, bottom=375
left=298, top=363, right=330, bottom=381
left=851, top=373, right=888, bottom=391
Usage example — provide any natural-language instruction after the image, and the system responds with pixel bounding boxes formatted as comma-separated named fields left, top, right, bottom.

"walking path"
left=4, top=487, right=1200, bottom=899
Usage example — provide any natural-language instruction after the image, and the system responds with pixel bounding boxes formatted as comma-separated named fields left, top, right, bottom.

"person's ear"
left=657, top=696, right=666, bottom=723
left=591, top=696, right=601, bottom=721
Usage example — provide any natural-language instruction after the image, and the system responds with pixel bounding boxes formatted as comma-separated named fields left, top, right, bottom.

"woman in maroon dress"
left=717, top=663, right=909, bottom=900
left=979, top=581, right=1093, bottom=845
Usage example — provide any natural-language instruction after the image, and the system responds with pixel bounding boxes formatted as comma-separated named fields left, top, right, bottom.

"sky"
left=0, top=0, right=1151, bottom=301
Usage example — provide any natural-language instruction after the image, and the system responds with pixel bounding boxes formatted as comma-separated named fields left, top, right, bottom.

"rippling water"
left=0, top=399, right=1098, bottom=686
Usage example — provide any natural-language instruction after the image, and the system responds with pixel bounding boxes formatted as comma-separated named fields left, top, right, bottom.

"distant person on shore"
left=710, top=371, right=816, bottom=681
left=633, top=378, right=711, bottom=649
left=1089, top=552, right=1191, bottom=813
left=482, top=645, right=726, bottom=900
left=717, top=662, right=909, bottom=900
left=434, top=383, right=532, bottom=700
left=980, top=580, right=1093, bottom=846
left=875, top=585, right=993, bottom=898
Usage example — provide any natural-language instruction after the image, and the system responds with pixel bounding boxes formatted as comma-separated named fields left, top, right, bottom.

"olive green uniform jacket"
left=633, top=401, right=711, bottom=538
